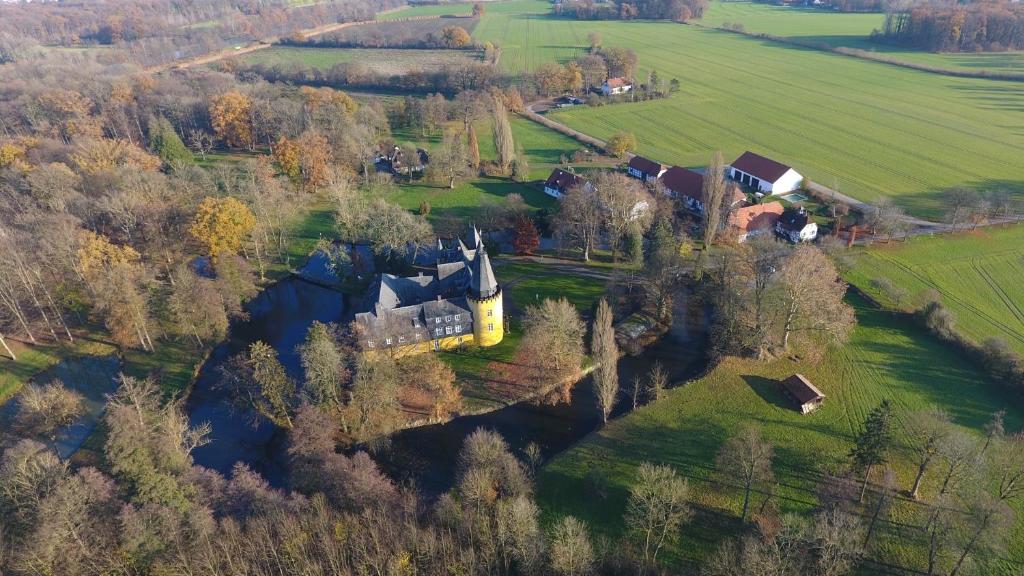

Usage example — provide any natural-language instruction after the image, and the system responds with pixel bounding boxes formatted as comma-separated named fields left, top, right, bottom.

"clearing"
left=470, top=0, right=1024, bottom=219
left=846, top=225, right=1024, bottom=355
left=538, top=295, right=1024, bottom=573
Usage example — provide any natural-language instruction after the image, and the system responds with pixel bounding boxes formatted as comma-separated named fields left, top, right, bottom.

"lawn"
left=537, top=295, right=1024, bottom=573
left=845, top=224, right=1024, bottom=356
left=236, top=46, right=482, bottom=75
left=700, top=1, right=1024, bottom=75
left=470, top=0, right=1024, bottom=219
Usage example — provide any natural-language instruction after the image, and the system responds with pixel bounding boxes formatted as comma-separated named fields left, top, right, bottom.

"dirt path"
left=146, top=7, right=424, bottom=73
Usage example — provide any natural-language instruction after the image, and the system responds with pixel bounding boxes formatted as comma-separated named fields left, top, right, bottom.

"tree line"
left=878, top=2, right=1024, bottom=53
left=0, top=0, right=406, bottom=68
left=554, top=0, right=709, bottom=22
left=280, top=19, right=480, bottom=50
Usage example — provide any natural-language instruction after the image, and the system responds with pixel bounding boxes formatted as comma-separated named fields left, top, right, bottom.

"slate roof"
left=628, top=155, right=663, bottom=177
left=731, top=151, right=793, bottom=183
left=781, top=374, right=825, bottom=405
left=660, top=166, right=703, bottom=200
left=777, top=207, right=810, bottom=231
left=728, top=202, right=784, bottom=233
left=470, top=248, right=499, bottom=299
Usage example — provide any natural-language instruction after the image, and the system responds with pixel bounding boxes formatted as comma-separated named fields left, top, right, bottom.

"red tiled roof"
left=660, top=166, right=704, bottom=200
left=781, top=374, right=825, bottom=405
left=605, top=77, right=630, bottom=88
left=731, top=151, right=793, bottom=183
left=628, top=155, right=663, bottom=177
left=545, top=168, right=584, bottom=192
left=728, top=201, right=784, bottom=233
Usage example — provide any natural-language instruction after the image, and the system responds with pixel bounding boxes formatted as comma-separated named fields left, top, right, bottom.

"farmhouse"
left=780, top=374, right=826, bottom=414
left=543, top=168, right=585, bottom=198
left=660, top=166, right=746, bottom=215
left=601, top=77, right=633, bottom=95
left=354, top=226, right=503, bottom=356
left=626, top=155, right=666, bottom=183
left=727, top=201, right=784, bottom=242
left=776, top=206, right=818, bottom=242
left=729, top=151, right=803, bottom=195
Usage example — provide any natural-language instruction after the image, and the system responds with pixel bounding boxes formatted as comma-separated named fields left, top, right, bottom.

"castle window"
left=455, top=325, right=462, bottom=333
left=398, top=336, right=406, bottom=343
left=445, top=315, right=452, bottom=322
left=415, top=334, right=422, bottom=340
left=445, top=326, right=453, bottom=335
left=488, top=323, right=494, bottom=332
left=454, top=314, right=461, bottom=321
left=385, top=338, right=392, bottom=345
left=367, top=341, right=375, bottom=348
left=487, top=309, right=493, bottom=317
left=435, top=328, right=443, bottom=336
left=435, top=317, right=441, bottom=324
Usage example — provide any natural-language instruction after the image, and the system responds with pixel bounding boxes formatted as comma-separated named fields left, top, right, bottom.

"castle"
left=354, top=227, right=503, bottom=356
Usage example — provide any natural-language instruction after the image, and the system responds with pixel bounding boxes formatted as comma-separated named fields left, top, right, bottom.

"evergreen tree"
left=149, top=116, right=193, bottom=169
left=850, top=400, right=894, bottom=502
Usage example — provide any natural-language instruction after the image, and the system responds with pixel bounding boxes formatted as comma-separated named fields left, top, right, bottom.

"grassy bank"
left=537, top=294, right=1024, bottom=572
left=846, top=224, right=1024, bottom=355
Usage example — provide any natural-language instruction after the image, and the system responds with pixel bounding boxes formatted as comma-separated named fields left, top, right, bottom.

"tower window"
left=435, top=328, right=443, bottom=336
left=445, top=315, right=452, bottom=322
left=435, top=317, right=441, bottom=324
left=445, top=326, right=453, bottom=335
left=454, top=314, right=461, bottom=321
left=488, top=323, right=494, bottom=332
left=487, top=309, right=493, bottom=317
left=455, top=325, right=462, bottom=333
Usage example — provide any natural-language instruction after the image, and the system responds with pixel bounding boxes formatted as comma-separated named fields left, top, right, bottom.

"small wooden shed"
left=780, top=374, right=825, bottom=414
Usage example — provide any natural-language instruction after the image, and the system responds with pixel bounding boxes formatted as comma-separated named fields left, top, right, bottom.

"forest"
left=554, top=0, right=709, bottom=22
left=878, top=2, right=1024, bottom=52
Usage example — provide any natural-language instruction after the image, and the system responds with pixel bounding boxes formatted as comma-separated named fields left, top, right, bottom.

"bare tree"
left=554, top=183, right=602, bottom=261
left=776, top=245, right=856, bottom=357
left=592, top=298, right=618, bottom=423
left=694, top=151, right=727, bottom=280
left=936, top=429, right=980, bottom=496
left=716, top=426, right=774, bottom=523
left=812, top=508, right=865, bottom=576
left=624, top=462, right=693, bottom=568
left=13, top=380, right=84, bottom=440
left=592, top=171, right=652, bottom=263
left=549, top=516, right=595, bottom=576
left=520, top=297, right=586, bottom=389
left=904, top=407, right=952, bottom=500
left=491, top=97, right=515, bottom=173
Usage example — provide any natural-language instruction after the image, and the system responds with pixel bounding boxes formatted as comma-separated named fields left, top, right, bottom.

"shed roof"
left=781, top=374, right=825, bottom=405
left=731, top=151, right=793, bottom=183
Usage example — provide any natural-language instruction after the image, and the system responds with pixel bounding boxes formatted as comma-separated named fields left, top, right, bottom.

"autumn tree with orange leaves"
left=190, top=197, right=256, bottom=261
left=209, top=91, right=254, bottom=149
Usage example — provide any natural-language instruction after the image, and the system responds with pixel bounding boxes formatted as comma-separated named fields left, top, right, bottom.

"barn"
left=729, top=151, right=803, bottom=195
left=780, top=374, right=826, bottom=414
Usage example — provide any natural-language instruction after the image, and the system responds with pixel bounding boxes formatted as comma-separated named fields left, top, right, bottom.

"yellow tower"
left=467, top=244, right=503, bottom=347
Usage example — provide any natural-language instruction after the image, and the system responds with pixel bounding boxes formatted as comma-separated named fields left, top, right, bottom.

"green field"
left=700, top=2, right=1024, bottom=74
left=237, top=46, right=481, bottom=74
left=846, top=225, right=1024, bottom=355
left=468, top=0, right=1024, bottom=219
left=538, top=295, right=1024, bottom=572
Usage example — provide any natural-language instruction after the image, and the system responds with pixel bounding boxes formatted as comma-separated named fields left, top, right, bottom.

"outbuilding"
left=729, top=151, right=803, bottom=195
left=659, top=166, right=745, bottom=215
left=627, top=155, right=667, bottom=183
left=780, top=374, right=826, bottom=414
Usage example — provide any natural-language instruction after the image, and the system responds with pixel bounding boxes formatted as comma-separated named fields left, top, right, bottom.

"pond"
left=186, top=276, right=348, bottom=485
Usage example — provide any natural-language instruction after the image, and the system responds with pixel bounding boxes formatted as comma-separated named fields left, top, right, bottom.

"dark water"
left=186, top=274, right=708, bottom=494
left=187, top=277, right=347, bottom=485
left=376, top=293, right=709, bottom=496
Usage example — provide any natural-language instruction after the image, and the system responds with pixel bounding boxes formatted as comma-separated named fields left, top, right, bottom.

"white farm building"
left=729, top=151, right=803, bottom=195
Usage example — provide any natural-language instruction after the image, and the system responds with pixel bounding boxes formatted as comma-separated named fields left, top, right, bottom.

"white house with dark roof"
left=775, top=206, right=818, bottom=242
left=729, top=151, right=803, bottom=195
left=544, top=168, right=586, bottom=199
left=626, top=155, right=666, bottom=183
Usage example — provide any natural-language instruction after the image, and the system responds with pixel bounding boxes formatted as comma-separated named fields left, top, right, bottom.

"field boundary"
left=697, top=24, right=1024, bottom=82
